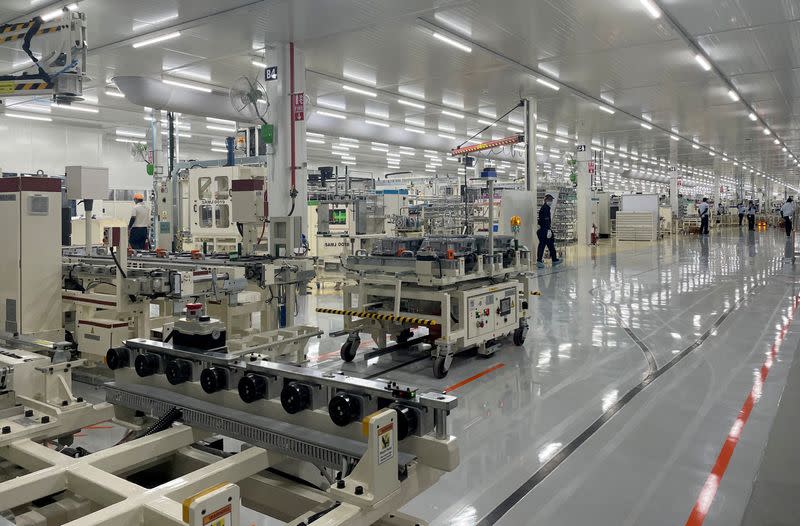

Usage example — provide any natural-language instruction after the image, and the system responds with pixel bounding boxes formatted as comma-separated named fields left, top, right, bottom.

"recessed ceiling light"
left=40, top=3, right=78, bottom=22
left=133, top=31, right=181, bottom=49
left=405, top=127, right=425, bottom=134
left=508, top=126, right=524, bottom=133
left=162, top=79, right=211, bottom=93
left=748, top=112, right=757, bottom=121
left=431, top=32, right=472, bottom=53
left=695, top=53, right=712, bottom=71
left=535, top=78, right=560, bottom=91
left=342, top=85, right=377, bottom=98
left=398, top=99, right=425, bottom=109
left=206, top=125, right=237, bottom=133
left=477, top=119, right=498, bottom=127
left=441, top=110, right=464, bottom=119
left=207, top=117, right=236, bottom=125
left=727, top=89, right=740, bottom=102
left=670, top=135, right=679, bottom=141
left=105, top=90, right=125, bottom=98
left=438, top=133, right=455, bottom=140
left=640, top=123, right=652, bottom=130
left=640, top=0, right=662, bottom=18
left=5, top=112, right=52, bottom=122
left=763, top=128, right=771, bottom=135
left=317, top=110, right=347, bottom=120
left=365, top=119, right=389, bottom=127
left=251, top=60, right=268, bottom=68
left=307, top=138, right=325, bottom=144
left=774, top=139, right=780, bottom=145
left=597, top=105, right=615, bottom=115
left=555, top=137, right=569, bottom=144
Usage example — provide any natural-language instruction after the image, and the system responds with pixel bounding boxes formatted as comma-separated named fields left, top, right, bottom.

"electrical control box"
left=0, top=177, right=62, bottom=338
left=231, top=177, right=266, bottom=223
left=65, top=166, right=109, bottom=200
left=465, top=283, right=520, bottom=341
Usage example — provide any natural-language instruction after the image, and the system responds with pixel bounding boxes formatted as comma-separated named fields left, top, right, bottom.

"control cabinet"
left=466, top=283, right=520, bottom=341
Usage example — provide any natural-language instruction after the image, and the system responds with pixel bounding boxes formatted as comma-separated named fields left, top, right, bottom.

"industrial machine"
left=320, top=176, right=532, bottom=378
left=0, top=8, right=87, bottom=102
left=63, top=227, right=319, bottom=364
left=310, top=192, right=385, bottom=287
left=50, top=329, right=459, bottom=526
left=323, top=233, right=531, bottom=378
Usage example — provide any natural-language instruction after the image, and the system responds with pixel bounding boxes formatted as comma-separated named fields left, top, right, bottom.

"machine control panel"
left=466, top=285, right=519, bottom=340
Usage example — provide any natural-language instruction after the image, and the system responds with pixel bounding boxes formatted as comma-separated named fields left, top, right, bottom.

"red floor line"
left=444, top=363, right=505, bottom=393
left=685, top=295, right=800, bottom=526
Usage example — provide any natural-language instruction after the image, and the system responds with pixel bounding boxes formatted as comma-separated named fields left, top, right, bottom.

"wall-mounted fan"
left=229, top=76, right=269, bottom=124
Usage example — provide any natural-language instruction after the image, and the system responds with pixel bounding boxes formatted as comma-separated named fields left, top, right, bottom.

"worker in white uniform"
left=128, top=193, right=150, bottom=250
left=781, top=196, right=796, bottom=237
left=698, top=197, right=710, bottom=235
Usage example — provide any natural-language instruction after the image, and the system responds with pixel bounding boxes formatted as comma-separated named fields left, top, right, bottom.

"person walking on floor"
left=747, top=200, right=757, bottom=231
left=698, top=197, right=710, bottom=235
left=781, top=196, right=795, bottom=238
left=738, top=202, right=746, bottom=226
left=537, top=193, right=561, bottom=269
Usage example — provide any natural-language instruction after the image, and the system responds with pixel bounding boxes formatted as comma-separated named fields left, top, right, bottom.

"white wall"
left=0, top=118, right=214, bottom=189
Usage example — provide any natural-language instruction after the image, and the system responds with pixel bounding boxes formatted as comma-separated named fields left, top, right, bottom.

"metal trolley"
left=322, top=235, right=531, bottom=378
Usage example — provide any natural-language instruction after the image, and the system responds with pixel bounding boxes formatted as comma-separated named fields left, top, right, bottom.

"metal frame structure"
left=0, top=9, right=87, bottom=102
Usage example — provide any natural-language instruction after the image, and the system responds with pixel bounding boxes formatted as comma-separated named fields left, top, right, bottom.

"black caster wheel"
left=513, top=327, right=526, bottom=346
left=433, top=356, right=449, bottom=379
left=396, top=329, right=413, bottom=345
left=340, top=336, right=360, bottom=362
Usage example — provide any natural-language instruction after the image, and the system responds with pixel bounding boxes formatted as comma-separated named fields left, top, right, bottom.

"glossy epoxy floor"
left=303, top=227, right=800, bottom=526
left=71, top=227, right=800, bottom=525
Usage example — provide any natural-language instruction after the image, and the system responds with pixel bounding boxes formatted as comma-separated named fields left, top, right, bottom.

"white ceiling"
left=1, top=0, right=798, bottom=194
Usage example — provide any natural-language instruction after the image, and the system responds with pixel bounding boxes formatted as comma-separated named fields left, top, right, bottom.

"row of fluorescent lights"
left=636, top=0, right=794, bottom=187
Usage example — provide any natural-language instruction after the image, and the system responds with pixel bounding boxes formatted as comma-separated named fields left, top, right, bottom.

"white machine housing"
left=184, top=165, right=268, bottom=252
left=0, top=177, right=62, bottom=338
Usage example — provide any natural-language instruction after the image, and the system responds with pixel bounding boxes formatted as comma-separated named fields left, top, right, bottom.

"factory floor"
left=305, top=226, right=800, bottom=526
left=72, top=226, right=800, bottom=526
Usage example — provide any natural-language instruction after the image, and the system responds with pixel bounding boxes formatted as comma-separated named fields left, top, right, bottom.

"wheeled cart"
left=320, top=236, right=531, bottom=378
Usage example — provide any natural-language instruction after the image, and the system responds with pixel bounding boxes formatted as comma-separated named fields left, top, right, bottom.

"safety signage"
left=577, top=144, right=587, bottom=152
left=0, top=81, right=14, bottom=94
left=377, top=422, right=394, bottom=465
left=203, top=504, right=231, bottom=525
left=292, top=93, right=305, bottom=121
left=264, top=66, right=278, bottom=81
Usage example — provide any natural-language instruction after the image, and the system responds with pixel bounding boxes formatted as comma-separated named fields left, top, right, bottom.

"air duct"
left=113, top=76, right=251, bottom=123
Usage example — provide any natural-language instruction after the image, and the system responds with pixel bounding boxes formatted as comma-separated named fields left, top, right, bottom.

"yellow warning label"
left=378, top=422, right=394, bottom=465
left=0, top=81, right=15, bottom=94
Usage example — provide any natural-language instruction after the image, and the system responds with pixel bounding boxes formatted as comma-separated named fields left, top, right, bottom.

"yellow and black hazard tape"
left=13, top=81, right=50, bottom=91
left=0, top=25, right=63, bottom=44
left=316, top=307, right=439, bottom=327
left=1, top=21, right=34, bottom=34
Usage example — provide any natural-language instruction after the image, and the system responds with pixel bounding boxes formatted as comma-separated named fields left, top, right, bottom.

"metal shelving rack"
left=538, top=185, right=578, bottom=245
